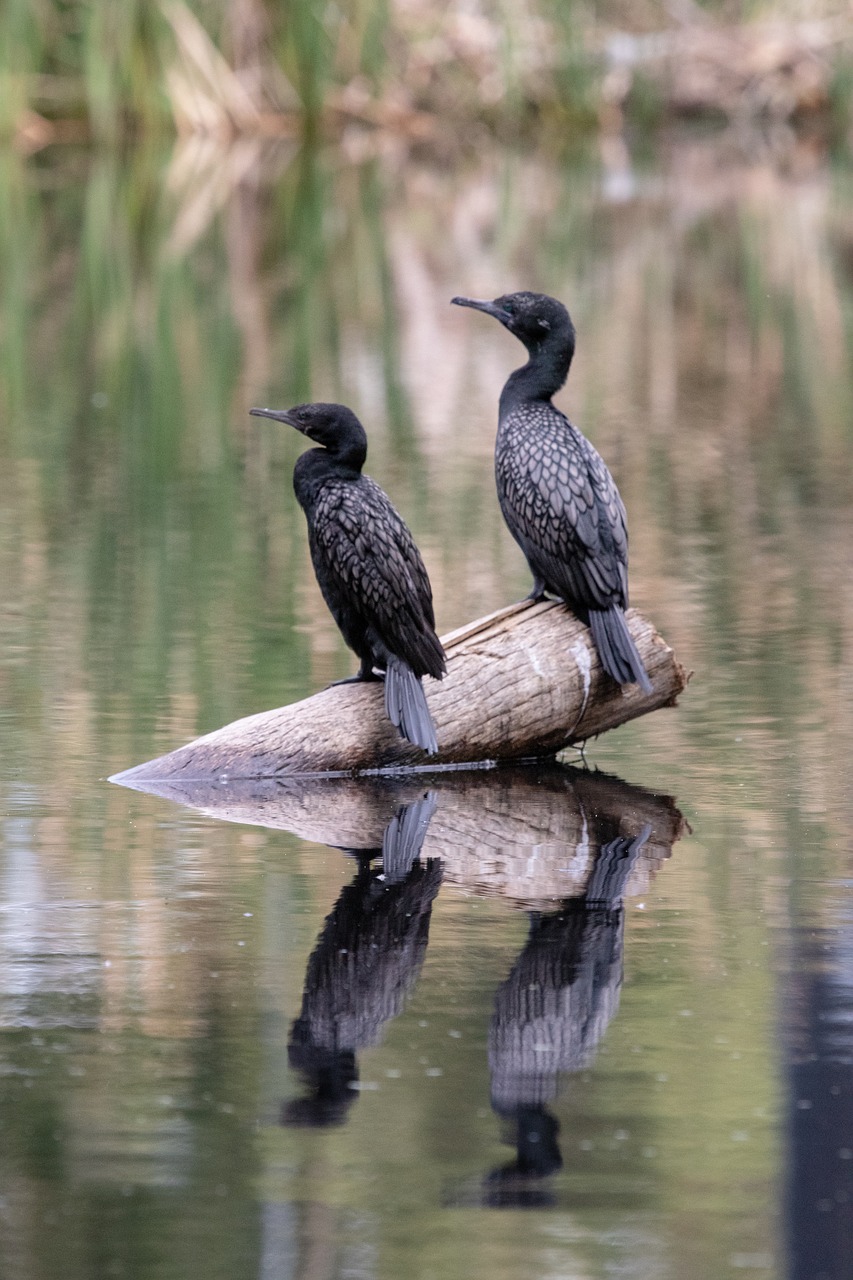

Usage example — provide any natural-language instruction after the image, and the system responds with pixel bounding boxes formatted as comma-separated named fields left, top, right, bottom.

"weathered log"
left=111, top=601, right=688, bottom=783
left=112, top=762, right=686, bottom=908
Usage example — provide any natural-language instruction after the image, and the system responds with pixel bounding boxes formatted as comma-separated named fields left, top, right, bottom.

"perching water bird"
left=249, top=402, right=446, bottom=752
left=451, top=291, right=652, bottom=694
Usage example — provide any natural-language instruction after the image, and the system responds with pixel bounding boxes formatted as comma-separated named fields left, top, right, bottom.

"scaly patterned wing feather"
left=310, top=477, right=443, bottom=676
left=497, top=404, right=629, bottom=609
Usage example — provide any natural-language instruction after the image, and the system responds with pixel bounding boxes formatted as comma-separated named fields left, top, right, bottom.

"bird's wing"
left=311, top=478, right=444, bottom=675
left=360, top=477, right=437, bottom=630
left=498, top=406, right=629, bottom=608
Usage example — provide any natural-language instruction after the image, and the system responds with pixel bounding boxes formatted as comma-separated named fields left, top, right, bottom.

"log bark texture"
left=112, top=600, right=688, bottom=783
left=112, top=763, right=686, bottom=909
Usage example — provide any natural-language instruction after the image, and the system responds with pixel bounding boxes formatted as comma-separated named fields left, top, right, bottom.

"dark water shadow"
left=785, top=913, right=853, bottom=1280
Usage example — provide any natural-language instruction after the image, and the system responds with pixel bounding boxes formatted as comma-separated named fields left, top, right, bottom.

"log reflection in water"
left=115, top=763, right=685, bottom=908
left=283, top=793, right=441, bottom=1127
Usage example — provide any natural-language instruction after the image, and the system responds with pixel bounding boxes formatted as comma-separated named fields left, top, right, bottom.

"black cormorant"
left=451, top=291, right=652, bottom=693
left=249, top=402, right=446, bottom=752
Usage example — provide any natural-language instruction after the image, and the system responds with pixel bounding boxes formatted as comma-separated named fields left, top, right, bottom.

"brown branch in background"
left=156, top=6, right=852, bottom=142
left=598, top=17, right=851, bottom=128
left=224, top=0, right=268, bottom=109
left=162, top=0, right=297, bottom=137
left=225, top=154, right=272, bottom=429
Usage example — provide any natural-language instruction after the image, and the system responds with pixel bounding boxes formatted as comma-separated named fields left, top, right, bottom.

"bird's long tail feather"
left=589, top=606, right=653, bottom=694
left=384, top=657, right=439, bottom=754
left=381, top=791, right=438, bottom=883
left=584, top=824, right=652, bottom=906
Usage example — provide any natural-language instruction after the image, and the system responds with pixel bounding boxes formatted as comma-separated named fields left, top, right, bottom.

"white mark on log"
left=559, top=813, right=591, bottom=878
left=527, top=646, right=547, bottom=680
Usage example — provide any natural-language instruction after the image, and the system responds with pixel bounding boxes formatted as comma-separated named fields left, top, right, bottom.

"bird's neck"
left=499, top=335, right=573, bottom=415
left=293, top=446, right=363, bottom=508
left=330, top=434, right=367, bottom=470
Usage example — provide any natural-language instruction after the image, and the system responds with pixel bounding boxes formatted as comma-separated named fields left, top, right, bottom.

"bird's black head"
left=250, top=402, right=367, bottom=468
left=451, top=291, right=575, bottom=357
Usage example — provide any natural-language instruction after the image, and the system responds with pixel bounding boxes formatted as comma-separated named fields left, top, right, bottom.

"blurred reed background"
left=3, top=0, right=853, bottom=147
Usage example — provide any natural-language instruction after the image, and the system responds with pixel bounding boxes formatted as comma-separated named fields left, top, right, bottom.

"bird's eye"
left=502, top=301, right=516, bottom=317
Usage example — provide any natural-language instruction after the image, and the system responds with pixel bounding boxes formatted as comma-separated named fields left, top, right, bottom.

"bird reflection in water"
left=480, top=822, right=652, bottom=1208
left=281, top=792, right=441, bottom=1127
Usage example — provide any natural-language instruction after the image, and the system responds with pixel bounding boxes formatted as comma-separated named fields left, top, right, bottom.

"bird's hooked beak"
left=451, top=296, right=513, bottom=332
left=452, top=295, right=500, bottom=317
left=249, top=407, right=305, bottom=434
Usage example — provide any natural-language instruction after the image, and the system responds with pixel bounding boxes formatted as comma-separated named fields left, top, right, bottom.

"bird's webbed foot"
left=329, top=660, right=382, bottom=687
left=525, top=577, right=548, bottom=602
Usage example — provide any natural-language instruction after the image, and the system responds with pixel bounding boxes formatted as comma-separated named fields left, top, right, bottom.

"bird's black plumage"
left=249, top=402, right=446, bottom=752
left=451, top=291, right=652, bottom=693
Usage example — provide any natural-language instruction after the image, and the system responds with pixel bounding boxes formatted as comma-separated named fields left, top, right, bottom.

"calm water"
left=2, top=131, right=852, bottom=1279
